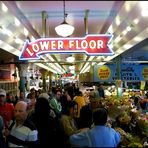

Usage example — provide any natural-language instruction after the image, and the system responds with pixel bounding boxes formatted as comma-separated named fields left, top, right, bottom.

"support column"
left=17, top=64, right=28, bottom=96
left=116, top=56, right=122, bottom=98
left=42, top=11, right=47, bottom=37
left=40, top=69, right=48, bottom=92
left=48, top=72, right=53, bottom=93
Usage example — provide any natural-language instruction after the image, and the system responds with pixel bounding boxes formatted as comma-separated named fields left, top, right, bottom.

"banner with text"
left=19, top=34, right=113, bottom=60
left=94, top=63, right=148, bottom=82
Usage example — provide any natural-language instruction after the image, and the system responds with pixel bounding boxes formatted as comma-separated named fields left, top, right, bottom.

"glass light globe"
left=55, top=21, right=74, bottom=37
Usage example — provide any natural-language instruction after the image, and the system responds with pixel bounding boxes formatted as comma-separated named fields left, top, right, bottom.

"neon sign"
left=19, top=34, right=114, bottom=60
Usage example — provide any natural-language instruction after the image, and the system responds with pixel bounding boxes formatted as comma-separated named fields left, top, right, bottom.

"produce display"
left=100, top=95, right=148, bottom=147
left=137, top=115, right=148, bottom=136
left=115, top=127, right=143, bottom=147
left=84, top=89, right=148, bottom=147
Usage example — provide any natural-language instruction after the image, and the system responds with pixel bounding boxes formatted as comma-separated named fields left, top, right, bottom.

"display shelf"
left=0, top=81, right=18, bottom=96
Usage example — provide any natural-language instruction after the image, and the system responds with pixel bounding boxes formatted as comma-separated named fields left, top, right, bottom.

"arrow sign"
left=19, top=34, right=114, bottom=60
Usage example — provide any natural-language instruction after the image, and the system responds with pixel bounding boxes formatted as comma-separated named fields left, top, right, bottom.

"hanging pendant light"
left=55, top=0, right=74, bottom=37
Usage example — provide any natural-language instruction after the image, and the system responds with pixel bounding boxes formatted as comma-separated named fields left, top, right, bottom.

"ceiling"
left=0, top=1, right=148, bottom=77
left=0, top=48, right=18, bottom=63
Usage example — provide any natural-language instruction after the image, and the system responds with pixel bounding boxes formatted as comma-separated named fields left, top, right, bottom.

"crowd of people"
left=0, top=83, right=147, bottom=147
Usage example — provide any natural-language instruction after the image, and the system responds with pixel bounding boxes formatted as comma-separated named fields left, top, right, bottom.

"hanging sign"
left=94, top=63, right=148, bottom=82
left=61, top=73, right=74, bottom=78
left=141, top=66, right=148, bottom=80
left=19, top=34, right=113, bottom=60
left=97, top=65, right=111, bottom=80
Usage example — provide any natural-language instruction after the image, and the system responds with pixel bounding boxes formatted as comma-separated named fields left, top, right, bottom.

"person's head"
left=90, top=90, right=100, bottom=100
left=98, top=84, right=104, bottom=90
left=6, top=92, right=13, bottom=99
left=14, top=101, right=28, bottom=125
left=93, top=107, right=108, bottom=125
left=55, top=90, right=62, bottom=101
left=145, top=92, right=148, bottom=98
left=20, top=91, right=25, bottom=99
left=30, top=88, right=35, bottom=93
left=64, top=100, right=78, bottom=117
left=29, top=92, right=36, bottom=100
left=38, top=93, right=50, bottom=101
left=35, top=97, right=51, bottom=115
left=0, top=89, right=6, bottom=106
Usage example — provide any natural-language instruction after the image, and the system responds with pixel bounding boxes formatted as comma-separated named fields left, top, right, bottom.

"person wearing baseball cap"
left=0, top=89, right=6, bottom=97
left=0, top=89, right=14, bottom=128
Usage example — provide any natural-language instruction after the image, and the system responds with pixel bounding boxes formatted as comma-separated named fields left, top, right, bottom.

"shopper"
left=0, top=115, right=6, bottom=148
left=4, top=101, right=38, bottom=147
left=29, top=96, right=59, bottom=147
left=50, top=89, right=62, bottom=118
left=0, top=89, right=14, bottom=128
left=98, top=84, right=105, bottom=98
left=70, top=107, right=121, bottom=147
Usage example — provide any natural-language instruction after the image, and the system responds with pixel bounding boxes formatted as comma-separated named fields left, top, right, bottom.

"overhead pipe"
left=42, top=11, right=47, bottom=37
left=82, top=9, right=90, bottom=72
left=2, top=60, right=148, bottom=65
left=41, top=11, right=48, bottom=91
left=84, top=9, right=89, bottom=35
left=28, top=60, right=114, bottom=63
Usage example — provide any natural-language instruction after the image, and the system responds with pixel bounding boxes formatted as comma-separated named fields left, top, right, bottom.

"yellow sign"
left=142, top=66, right=148, bottom=80
left=140, top=81, right=145, bottom=90
left=98, top=65, right=111, bottom=80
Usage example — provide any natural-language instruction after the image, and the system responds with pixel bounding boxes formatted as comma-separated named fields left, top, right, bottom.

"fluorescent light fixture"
left=49, top=63, right=63, bottom=74
left=36, top=63, right=57, bottom=74
left=45, top=55, right=63, bottom=72
left=133, top=18, right=139, bottom=24
left=24, top=28, right=28, bottom=36
left=116, top=49, right=124, bottom=54
left=126, top=26, right=131, bottom=31
left=83, top=65, right=90, bottom=73
left=92, top=62, right=96, bottom=66
left=70, top=70, right=75, bottom=74
left=15, top=38, right=23, bottom=44
left=140, top=1, right=148, bottom=9
left=66, top=56, right=75, bottom=62
left=141, top=9, right=148, bottom=17
left=31, top=36, right=36, bottom=41
left=115, top=16, right=120, bottom=26
left=89, top=56, right=95, bottom=61
left=2, top=3, right=8, bottom=12
left=0, top=40, right=3, bottom=45
left=80, top=62, right=89, bottom=73
left=97, top=62, right=106, bottom=65
left=125, top=3, right=130, bottom=12
left=40, top=55, right=63, bottom=74
left=123, top=44, right=132, bottom=49
left=122, top=30, right=128, bottom=35
left=2, top=28, right=13, bottom=36
left=134, top=37, right=142, bottom=42
left=12, top=50, right=21, bottom=56
left=45, top=54, right=65, bottom=73
left=114, top=36, right=121, bottom=43
left=69, top=66, right=75, bottom=70
left=15, top=18, right=20, bottom=26
left=108, top=25, right=113, bottom=34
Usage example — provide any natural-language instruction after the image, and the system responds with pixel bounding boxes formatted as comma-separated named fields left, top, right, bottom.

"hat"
left=0, top=89, right=6, bottom=96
